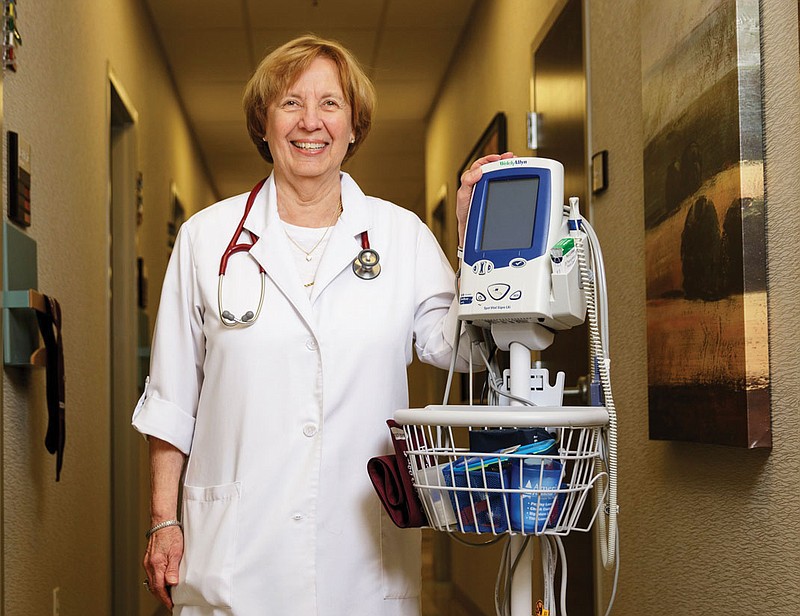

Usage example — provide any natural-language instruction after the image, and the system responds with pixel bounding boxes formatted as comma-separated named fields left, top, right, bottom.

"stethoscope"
left=218, top=178, right=380, bottom=328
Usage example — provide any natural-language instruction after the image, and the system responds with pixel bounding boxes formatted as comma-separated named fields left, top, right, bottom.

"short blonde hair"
left=243, top=34, right=376, bottom=164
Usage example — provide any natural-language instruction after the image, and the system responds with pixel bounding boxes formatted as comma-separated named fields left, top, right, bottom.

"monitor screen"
left=480, top=177, right=540, bottom=251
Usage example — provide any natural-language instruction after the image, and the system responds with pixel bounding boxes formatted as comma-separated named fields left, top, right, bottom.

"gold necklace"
left=282, top=199, right=342, bottom=262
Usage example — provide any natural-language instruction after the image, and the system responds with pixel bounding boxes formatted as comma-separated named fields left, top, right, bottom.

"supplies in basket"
left=508, top=458, right=566, bottom=533
left=442, top=439, right=558, bottom=533
left=413, top=463, right=459, bottom=528
left=468, top=427, right=556, bottom=453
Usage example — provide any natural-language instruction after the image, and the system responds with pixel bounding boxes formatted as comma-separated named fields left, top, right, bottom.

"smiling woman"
left=241, top=36, right=375, bottom=226
left=243, top=35, right=374, bottom=168
left=132, top=33, right=496, bottom=616
left=264, top=57, right=356, bottom=202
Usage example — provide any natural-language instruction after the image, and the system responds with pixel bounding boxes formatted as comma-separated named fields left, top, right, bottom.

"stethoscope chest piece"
left=218, top=181, right=383, bottom=328
left=353, top=248, right=381, bottom=280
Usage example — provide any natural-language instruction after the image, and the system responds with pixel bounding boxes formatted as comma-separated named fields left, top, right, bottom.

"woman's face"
left=265, top=57, right=354, bottom=186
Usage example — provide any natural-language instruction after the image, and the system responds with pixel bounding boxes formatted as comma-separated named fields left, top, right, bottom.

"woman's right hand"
left=144, top=525, right=184, bottom=610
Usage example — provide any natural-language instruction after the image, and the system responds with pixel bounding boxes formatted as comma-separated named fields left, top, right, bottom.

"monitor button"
left=472, top=260, right=494, bottom=275
left=487, top=284, right=511, bottom=300
left=509, top=290, right=522, bottom=300
left=510, top=258, right=527, bottom=268
left=475, top=292, right=487, bottom=302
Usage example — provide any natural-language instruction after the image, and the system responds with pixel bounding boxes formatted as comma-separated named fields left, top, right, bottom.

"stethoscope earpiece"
left=353, top=248, right=381, bottom=280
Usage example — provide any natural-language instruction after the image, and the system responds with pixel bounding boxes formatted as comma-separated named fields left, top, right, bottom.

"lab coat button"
left=292, top=513, right=304, bottom=521
left=306, top=338, right=318, bottom=351
left=302, top=423, right=318, bottom=437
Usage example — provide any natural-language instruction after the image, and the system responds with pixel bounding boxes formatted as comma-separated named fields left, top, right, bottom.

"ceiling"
left=143, top=0, right=477, bottom=212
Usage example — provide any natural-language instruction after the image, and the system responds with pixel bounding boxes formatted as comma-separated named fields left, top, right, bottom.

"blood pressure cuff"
left=468, top=427, right=556, bottom=453
left=367, top=420, right=427, bottom=529
left=35, top=295, right=65, bottom=481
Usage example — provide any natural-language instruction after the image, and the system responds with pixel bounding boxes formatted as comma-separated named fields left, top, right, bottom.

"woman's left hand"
left=455, top=152, right=515, bottom=247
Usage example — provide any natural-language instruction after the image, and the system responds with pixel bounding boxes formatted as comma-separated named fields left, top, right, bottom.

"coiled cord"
left=575, top=220, right=618, bottom=570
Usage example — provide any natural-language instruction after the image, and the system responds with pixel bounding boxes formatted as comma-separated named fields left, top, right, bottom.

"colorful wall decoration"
left=641, top=0, right=770, bottom=447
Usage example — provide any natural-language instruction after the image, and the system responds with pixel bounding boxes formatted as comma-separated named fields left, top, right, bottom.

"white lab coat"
left=132, top=172, right=467, bottom=616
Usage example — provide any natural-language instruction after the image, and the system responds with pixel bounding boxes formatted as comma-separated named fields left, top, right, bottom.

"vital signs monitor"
left=458, top=157, right=585, bottom=331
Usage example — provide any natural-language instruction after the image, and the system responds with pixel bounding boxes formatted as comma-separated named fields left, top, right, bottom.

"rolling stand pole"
left=509, top=342, right=533, bottom=616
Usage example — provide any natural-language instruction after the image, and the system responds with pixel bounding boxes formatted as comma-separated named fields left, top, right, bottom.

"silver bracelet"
left=145, top=519, right=182, bottom=539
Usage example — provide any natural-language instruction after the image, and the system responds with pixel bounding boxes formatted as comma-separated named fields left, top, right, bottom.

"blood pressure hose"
left=574, top=209, right=618, bottom=571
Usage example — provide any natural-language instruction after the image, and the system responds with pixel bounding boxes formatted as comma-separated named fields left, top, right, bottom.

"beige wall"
left=426, top=0, right=563, bottom=224
left=2, top=1, right=215, bottom=614
left=425, top=1, right=564, bottom=612
left=427, top=0, right=800, bottom=614
left=589, top=0, right=800, bottom=613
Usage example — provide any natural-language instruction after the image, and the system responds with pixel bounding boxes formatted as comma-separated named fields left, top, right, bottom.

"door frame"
left=529, top=1, right=602, bottom=613
left=0, top=60, right=6, bottom=616
left=107, top=65, right=143, bottom=616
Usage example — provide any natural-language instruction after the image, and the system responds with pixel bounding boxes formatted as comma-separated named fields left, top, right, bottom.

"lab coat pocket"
left=173, top=482, right=241, bottom=608
left=380, top=510, right=421, bottom=600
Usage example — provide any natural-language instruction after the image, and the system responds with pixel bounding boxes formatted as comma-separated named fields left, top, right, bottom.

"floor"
left=421, top=531, right=486, bottom=616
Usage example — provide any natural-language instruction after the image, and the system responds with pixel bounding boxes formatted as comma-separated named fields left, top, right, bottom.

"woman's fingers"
left=143, top=526, right=184, bottom=610
left=470, top=151, right=515, bottom=171
left=460, top=151, right=515, bottom=193
left=456, top=152, right=516, bottom=245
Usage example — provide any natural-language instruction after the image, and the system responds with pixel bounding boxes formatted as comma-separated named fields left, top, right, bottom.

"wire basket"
left=394, top=405, right=609, bottom=536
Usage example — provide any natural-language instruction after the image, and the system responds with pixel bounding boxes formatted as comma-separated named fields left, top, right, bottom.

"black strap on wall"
left=35, top=295, right=65, bottom=481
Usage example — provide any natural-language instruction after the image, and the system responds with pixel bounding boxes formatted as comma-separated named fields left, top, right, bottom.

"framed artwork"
left=457, top=112, right=508, bottom=190
left=167, top=181, right=185, bottom=257
left=430, top=184, right=448, bottom=256
left=457, top=113, right=508, bottom=404
left=641, top=0, right=769, bottom=447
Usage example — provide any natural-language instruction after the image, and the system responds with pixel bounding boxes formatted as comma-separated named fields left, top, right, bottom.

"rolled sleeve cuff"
left=442, top=296, right=461, bottom=342
left=418, top=297, right=462, bottom=366
left=132, top=392, right=196, bottom=455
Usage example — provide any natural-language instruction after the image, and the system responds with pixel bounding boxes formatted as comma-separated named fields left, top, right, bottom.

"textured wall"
left=1, top=1, right=215, bottom=614
left=429, top=0, right=800, bottom=613
left=589, top=0, right=800, bottom=613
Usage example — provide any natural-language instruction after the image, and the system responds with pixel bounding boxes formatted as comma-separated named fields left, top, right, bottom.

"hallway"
left=1, top=1, right=800, bottom=615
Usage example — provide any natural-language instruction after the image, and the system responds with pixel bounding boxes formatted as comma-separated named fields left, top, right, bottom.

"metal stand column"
left=509, top=341, right=533, bottom=616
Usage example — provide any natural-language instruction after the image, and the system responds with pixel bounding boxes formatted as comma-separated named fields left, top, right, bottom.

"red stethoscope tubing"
left=219, top=178, right=380, bottom=279
left=218, top=177, right=382, bottom=327
left=219, top=177, right=376, bottom=278
left=218, top=177, right=268, bottom=276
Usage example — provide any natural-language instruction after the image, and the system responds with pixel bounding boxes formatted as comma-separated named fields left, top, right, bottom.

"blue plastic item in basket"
left=442, top=462, right=510, bottom=533
left=508, top=459, right=565, bottom=533
left=442, top=440, right=557, bottom=533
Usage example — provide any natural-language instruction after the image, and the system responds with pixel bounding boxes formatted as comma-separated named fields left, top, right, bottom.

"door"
left=533, top=0, right=595, bottom=613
